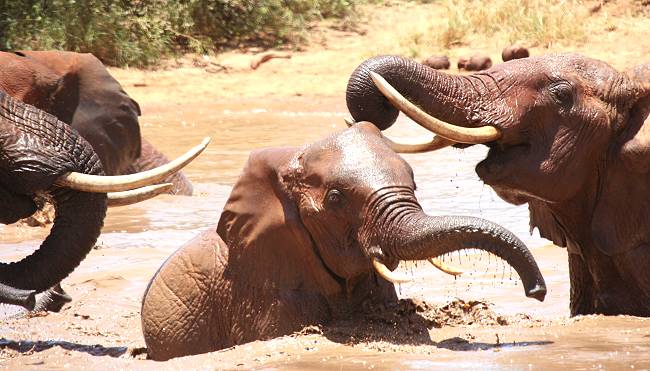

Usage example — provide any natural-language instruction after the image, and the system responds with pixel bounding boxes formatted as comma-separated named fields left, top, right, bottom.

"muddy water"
left=1, top=96, right=649, bottom=369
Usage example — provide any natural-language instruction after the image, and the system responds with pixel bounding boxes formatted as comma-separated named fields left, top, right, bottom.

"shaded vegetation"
left=0, top=0, right=361, bottom=67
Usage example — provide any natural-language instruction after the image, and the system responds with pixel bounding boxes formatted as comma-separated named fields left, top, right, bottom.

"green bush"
left=0, top=0, right=360, bottom=67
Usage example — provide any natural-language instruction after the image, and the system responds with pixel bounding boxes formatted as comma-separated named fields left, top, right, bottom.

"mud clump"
left=316, top=298, right=540, bottom=347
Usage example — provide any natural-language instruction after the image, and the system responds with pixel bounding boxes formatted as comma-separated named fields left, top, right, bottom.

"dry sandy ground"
left=109, top=0, right=650, bottom=106
left=4, top=0, right=650, bottom=369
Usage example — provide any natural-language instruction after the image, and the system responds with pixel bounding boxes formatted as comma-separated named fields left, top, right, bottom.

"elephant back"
left=4, top=51, right=142, bottom=175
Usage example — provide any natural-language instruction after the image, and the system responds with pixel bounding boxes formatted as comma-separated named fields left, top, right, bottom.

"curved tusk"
left=428, top=258, right=464, bottom=276
left=384, top=134, right=454, bottom=153
left=369, top=72, right=501, bottom=144
left=346, top=117, right=454, bottom=153
left=107, top=183, right=174, bottom=207
left=56, top=137, right=210, bottom=193
left=372, top=258, right=412, bottom=284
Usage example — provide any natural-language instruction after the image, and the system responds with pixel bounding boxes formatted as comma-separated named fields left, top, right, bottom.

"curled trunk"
left=346, top=55, right=485, bottom=130
left=0, top=189, right=106, bottom=293
left=361, top=187, right=546, bottom=301
left=0, top=92, right=107, bottom=304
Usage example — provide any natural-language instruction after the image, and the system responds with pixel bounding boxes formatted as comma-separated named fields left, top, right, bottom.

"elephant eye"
left=549, top=81, right=574, bottom=107
left=326, top=189, right=344, bottom=206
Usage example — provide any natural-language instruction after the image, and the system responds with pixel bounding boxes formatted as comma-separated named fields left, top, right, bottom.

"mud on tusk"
left=369, top=71, right=501, bottom=144
left=56, top=137, right=211, bottom=193
left=428, top=258, right=464, bottom=276
left=107, top=183, right=174, bottom=207
left=372, top=258, right=412, bottom=284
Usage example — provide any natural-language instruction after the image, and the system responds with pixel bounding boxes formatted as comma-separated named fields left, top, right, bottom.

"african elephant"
left=141, top=122, right=547, bottom=360
left=0, top=90, right=208, bottom=311
left=422, top=55, right=450, bottom=70
left=501, top=45, right=529, bottom=62
left=0, top=50, right=192, bottom=195
left=457, top=54, right=492, bottom=71
left=346, top=53, right=650, bottom=316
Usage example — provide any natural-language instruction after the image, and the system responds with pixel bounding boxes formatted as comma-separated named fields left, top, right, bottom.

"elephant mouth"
left=477, top=140, right=530, bottom=184
left=367, top=246, right=464, bottom=284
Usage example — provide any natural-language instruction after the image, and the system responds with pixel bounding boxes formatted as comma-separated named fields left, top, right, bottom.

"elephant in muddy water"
left=346, top=53, right=650, bottom=316
left=141, top=122, right=547, bottom=361
left=0, top=89, right=208, bottom=311
left=501, top=45, right=529, bottom=62
left=457, top=54, right=492, bottom=71
left=0, top=50, right=192, bottom=194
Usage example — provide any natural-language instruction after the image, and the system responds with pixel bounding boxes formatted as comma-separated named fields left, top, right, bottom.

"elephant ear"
left=619, top=63, right=650, bottom=173
left=216, top=148, right=341, bottom=295
left=528, top=200, right=568, bottom=249
left=587, top=66, right=650, bottom=256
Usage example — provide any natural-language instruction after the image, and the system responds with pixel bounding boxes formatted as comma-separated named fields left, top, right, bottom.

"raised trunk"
left=361, top=187, right=546, bottom=301
left=346, top=55, right=490, bottom=130
left=0, top=92, right=107, bottom=301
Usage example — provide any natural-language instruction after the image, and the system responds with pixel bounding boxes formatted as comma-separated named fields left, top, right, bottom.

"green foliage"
left=0, top=0, right=360, bottom=67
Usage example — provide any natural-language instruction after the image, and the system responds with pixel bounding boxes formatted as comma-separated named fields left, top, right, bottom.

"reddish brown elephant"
left=346, top=53, right=650, bottom=316
left=141, top=123, right=546, bottom=360
left=0, top=50, right=192, bottom=194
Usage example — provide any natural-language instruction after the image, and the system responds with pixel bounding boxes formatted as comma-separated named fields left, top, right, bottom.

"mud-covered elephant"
left=0, top=50, right=192, bottom=194
left=346, top=54, right=650, bottom=316
left=141, top=122, right=546, bottom=360
left=0, top=90, right=208, bottom=311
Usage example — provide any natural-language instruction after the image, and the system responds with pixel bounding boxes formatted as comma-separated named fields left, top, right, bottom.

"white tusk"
left=383, top=134, right=454, bottom=153
left=372, top=258, right=412, bottom=284
left=428, top=258, right=464, bottom=276
left=107, top=183, right=173, bottom=207
left=56, top=137, right=210, bottom=193
left=370, top=71, right=501, bottom=144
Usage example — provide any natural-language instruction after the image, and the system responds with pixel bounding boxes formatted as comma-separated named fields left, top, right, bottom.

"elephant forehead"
left=499, top=53, right=619, bottom=85
left=333, top=131, right=413, bottom=187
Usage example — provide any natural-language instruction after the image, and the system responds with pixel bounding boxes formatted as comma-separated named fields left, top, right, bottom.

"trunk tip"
left=525, top=284, right=547, bottom=302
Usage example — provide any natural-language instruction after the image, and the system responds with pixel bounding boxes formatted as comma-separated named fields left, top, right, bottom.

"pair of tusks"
left=372, top=257, right=464, bottom=284
left=55, top=137, right=211, bottom=206
left=346, top=72, right=502, bottom=153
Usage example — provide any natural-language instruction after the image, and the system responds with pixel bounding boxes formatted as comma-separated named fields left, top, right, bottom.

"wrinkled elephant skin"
left=0, top=50, right=192, bottom=195
left=346, top=53, right=650, bottom=316
left=141, top=123, right=546, bottom=360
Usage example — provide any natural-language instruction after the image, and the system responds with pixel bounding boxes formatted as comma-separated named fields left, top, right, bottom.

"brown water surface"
left=1, top=97, right=649, bottom=369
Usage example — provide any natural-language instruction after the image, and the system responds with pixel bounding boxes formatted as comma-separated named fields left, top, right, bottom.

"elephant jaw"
left=367, top=246, right=464, bottom=284
left=474, top=139, right=535, bottom=205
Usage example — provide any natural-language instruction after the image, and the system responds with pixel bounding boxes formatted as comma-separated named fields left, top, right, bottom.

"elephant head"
left=0, top=90, right=208, bottom=309
left=141, top=122, right=546, bottom=360
left=346, top=54, right=650, bottom=315
left=0, top=51, right=192, bottom=194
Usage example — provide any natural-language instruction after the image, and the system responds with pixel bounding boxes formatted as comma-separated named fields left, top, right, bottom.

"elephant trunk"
left=0, top=189, right=106, bottom=293
left=346, top=55, right=504, bottom=133
left=0, top=92, right=107, bottom=304
left=360, top=187, right=546, bottom=301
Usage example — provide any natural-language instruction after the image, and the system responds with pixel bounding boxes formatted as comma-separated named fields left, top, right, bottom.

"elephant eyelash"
left=549, top=81, right=575, bottom=107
